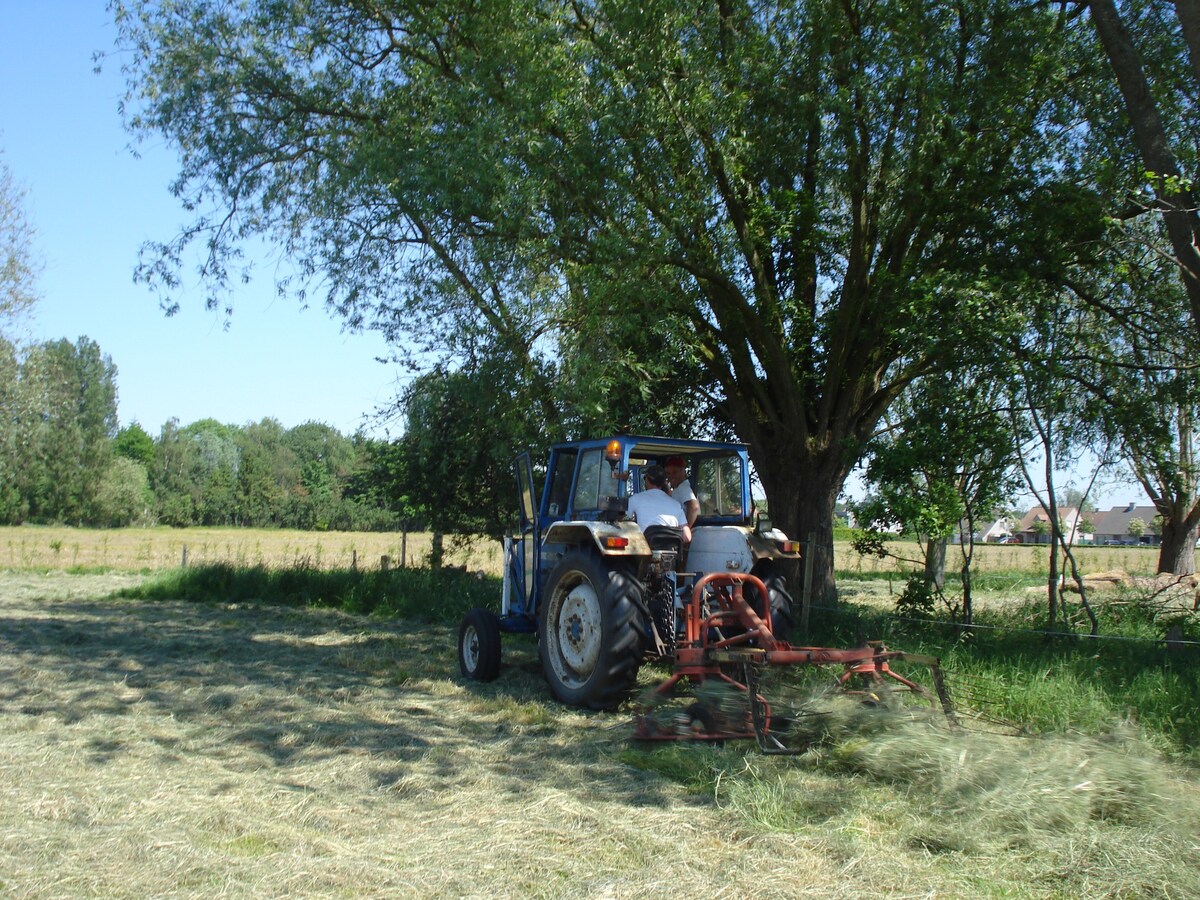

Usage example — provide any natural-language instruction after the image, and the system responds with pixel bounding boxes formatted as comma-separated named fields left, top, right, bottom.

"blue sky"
left=0, top=2, right=400, bottom=437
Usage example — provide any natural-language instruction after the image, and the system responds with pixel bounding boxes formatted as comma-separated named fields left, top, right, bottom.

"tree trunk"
left=924, top=537, right=947, bottom=591
left=1158, top=517, right=1198, bottom=575
left=430, top=530, right=444, bottom=572
left=1173, top=0, right=1200, bottom=88
left=1046, top=533, right=1060, bottom=630
left=753, top=446, right=845, bottom=610
left=960, top=555, right=974, bottom=625
left=1088, top=0, right=1200, bottom=335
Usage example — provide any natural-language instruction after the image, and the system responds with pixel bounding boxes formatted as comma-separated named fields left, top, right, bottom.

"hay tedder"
left=458, top=435, right=970, bottom=750
left=630, top=571, right=959, bottom=752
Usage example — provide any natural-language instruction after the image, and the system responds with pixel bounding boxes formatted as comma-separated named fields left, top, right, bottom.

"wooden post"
left=381, top=555, right=391, bottom=572
left=181, top=545, right=188, bottom=568
left=351, top=549, right=358, bottom=571
left=401, top=527, right=408, bottom=568
left=801, top=532, right=815, bottom=641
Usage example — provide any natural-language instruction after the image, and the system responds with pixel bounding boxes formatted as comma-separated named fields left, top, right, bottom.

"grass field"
left=0, top=524, right=1164, bottom=579
left=2, top=572, right=1198, bottom=898
left=0, top=525, right=506, bottom=575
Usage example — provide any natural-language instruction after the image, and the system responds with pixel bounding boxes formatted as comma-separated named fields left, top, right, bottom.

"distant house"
left=973, top=517, right=1014, bottom=543
left=1014, top=507, right=1083, bottom=545
left=947, top=515, right=1014, bottom=544
left=835, top=502, right=856, bottom=529
left=1090, top=503, right=1161, bottom=546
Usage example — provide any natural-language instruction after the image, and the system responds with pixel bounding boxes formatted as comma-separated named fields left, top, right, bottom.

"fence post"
left=381, top=555, right=391, bottom=572
left=401, top=528, right=408, bottom=568
left=801, top=532, right=815, bottom=641
left=351, top=549, right=358, bottom=571
left=181, top=545, right=188, bottom=568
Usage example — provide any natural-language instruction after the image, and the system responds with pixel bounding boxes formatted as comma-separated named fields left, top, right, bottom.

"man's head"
left=643, top=464, right=669, bottom=489
left=664, top=455, right=686, bottom=486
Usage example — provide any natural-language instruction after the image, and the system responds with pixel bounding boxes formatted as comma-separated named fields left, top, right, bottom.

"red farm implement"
left=632, top=573, right=961, bottom=753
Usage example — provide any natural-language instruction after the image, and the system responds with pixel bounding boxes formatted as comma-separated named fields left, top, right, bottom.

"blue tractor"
left=457, top=435, right=802, bottom=710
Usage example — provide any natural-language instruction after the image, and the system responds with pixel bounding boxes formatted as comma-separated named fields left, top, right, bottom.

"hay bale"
left=1081, top=570, right=1134, bottom=590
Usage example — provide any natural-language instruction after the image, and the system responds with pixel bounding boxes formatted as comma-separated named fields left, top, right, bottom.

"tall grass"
left=118, top=563, right=498, bottom=625
left=798, top=590, right=1200, bottom=759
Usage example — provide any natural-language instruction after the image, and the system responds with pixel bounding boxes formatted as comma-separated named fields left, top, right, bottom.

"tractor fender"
left=542, top=520, right=651, bottom=560
left=746, top=530, right=802, bottom=561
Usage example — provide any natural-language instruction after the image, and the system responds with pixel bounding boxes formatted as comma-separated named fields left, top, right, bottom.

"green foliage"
left=121, top=563, right=499, bottom=626
left=387, top=360, right=556, bottom=547
left=146, top=417, right=403, bottom=531
left=0, top=155, right=40, bottom=336
left=114, top=422, right=155, bottom=466
left=0, top=336, right=28, bottom=523
left=19, top=337, right=118, bottom=525
left=92, top=457, right=153, bottom=527
left=859, top=370, right=1019, bottom=609
left=894, top=574, right=935, bottom=622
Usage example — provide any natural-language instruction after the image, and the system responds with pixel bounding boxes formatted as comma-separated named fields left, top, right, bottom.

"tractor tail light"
left=778, top=540, right=800, bottom=553
left=604, top=536, right=629, bottom=550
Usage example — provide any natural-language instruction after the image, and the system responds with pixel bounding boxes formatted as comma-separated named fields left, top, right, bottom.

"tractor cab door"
left=506, top=452, right=540, bottom=619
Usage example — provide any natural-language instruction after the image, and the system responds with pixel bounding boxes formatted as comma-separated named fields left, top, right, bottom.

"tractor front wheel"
left=459, top=607, right=502, bottom=682
left=539, top=551, right=645, bottom=710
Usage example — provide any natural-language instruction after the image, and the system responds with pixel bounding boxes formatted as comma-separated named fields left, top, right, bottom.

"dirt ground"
left=0, top=572, right=882, bottom=899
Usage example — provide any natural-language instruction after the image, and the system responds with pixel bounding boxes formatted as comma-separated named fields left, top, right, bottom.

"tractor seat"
left=643, top=524, right=685, bottom=552
left=643, top=524, right=688, bottom=572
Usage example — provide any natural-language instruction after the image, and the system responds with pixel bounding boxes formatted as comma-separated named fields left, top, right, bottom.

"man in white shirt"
left=627, top=465, right=691, bottom=541
left=664, top=455, right=700, bottom=528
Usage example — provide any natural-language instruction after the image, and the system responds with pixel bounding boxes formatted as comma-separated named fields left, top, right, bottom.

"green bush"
left=118, top=562, right=499, bottom=626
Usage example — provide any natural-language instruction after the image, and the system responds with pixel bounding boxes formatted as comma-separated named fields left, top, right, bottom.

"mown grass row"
left=118, top=561, right=1200, bottom=760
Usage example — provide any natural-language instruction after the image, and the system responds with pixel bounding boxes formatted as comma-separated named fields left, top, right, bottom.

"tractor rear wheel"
left=752, top=566, right=796, bottom=643
left=538, top=550, right=646, bottom=710
left=459, top=607, right=502, bottom=682
left=765, top=575, right=796, bottom=643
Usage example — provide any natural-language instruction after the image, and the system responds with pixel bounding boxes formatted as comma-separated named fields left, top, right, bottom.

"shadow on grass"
left=0, top=573, right=691, bottom=813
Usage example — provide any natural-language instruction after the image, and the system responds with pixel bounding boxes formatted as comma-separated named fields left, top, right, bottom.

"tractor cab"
left=538, top=436, right=752, bottom=527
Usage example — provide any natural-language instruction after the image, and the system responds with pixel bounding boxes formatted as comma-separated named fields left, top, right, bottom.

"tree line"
left=0, top=331, right=459, bottom=532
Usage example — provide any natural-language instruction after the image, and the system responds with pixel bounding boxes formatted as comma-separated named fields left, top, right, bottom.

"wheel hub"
left=554, top=581, right=602, bottom=682
left=462, top=626, right=480, bottom=670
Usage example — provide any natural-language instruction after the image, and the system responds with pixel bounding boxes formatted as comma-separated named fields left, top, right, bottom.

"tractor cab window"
left=547, top=451, right=578, bottom=520
left=545, top=449, right=578, bottom=518
left=694, top=453, right=746, bottom=518
left=571, top=447, right=606, bottom=514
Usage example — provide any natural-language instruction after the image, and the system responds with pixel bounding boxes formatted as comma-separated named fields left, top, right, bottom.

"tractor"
left=456, top=435, right=802, bottom=710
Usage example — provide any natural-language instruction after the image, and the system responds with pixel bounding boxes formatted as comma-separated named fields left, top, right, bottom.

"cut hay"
left=3, top=573, right=1198, bottom=898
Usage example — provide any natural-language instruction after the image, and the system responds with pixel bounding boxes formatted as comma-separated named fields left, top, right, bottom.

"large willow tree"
left=114, top=0, right=1094, bottom=599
